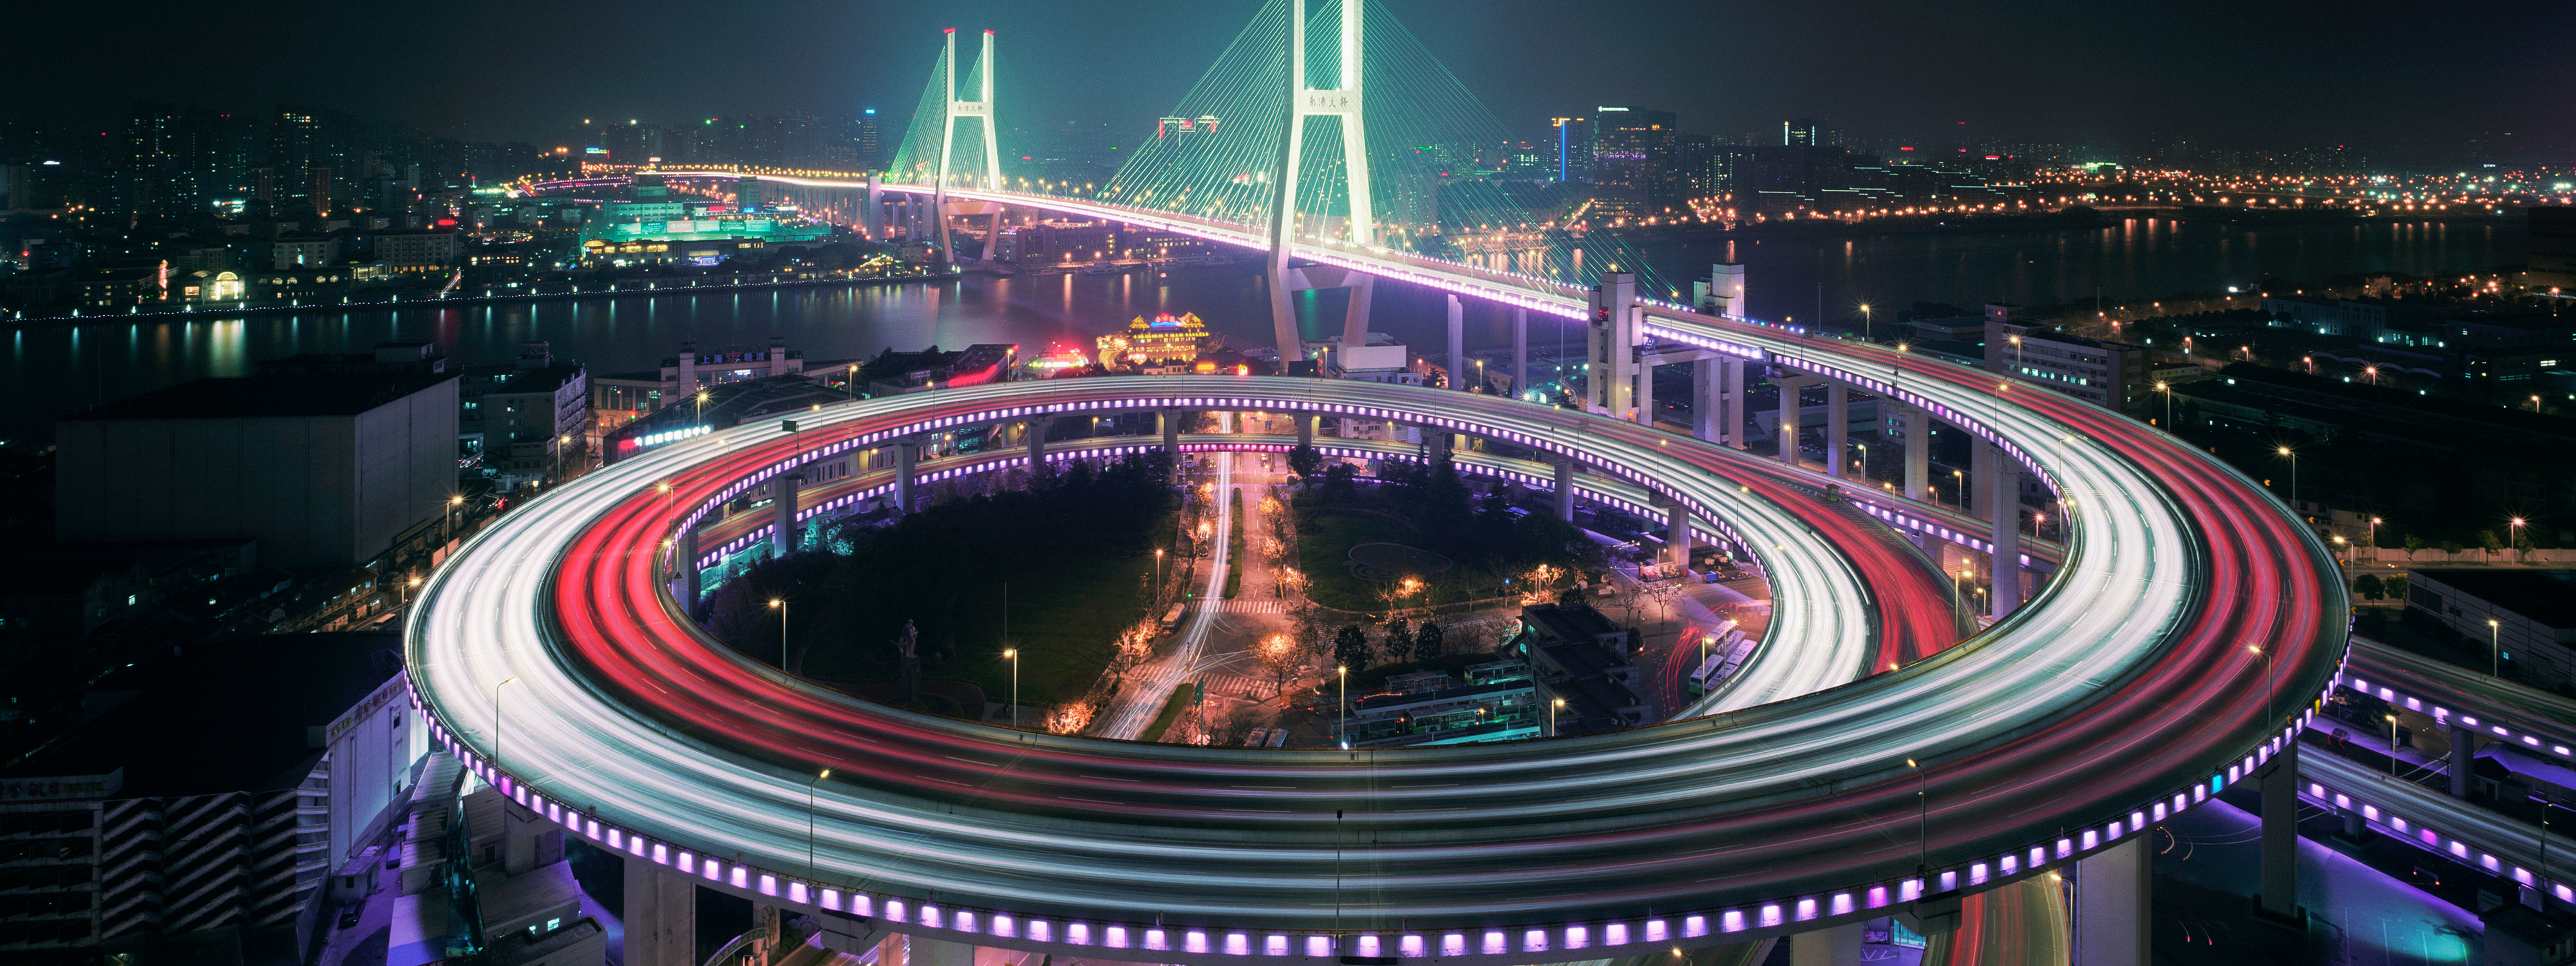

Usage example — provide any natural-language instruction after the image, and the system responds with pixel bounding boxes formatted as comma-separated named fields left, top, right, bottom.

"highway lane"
left=1097, top=444, right=1235, bottom=741
left=409, top=357, right=2342, bottom=958
left=2347, top=636, right=2576, bottom=761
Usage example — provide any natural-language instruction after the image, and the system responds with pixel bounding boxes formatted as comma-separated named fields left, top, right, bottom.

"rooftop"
left=60, top=372, right=456, bottom=422
left=3, top=632, right=404, bottom=797
left=2410, top=570, right=2576, bottom=627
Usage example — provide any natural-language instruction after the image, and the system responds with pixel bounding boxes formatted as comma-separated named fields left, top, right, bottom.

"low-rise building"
left=592, top=339, right=804, bottom=428
left=460, top=342, right=590, bottom=491
left=1984, top=305, right=2150, bottom=415
left=2405, top=570, right=2576, bottom=689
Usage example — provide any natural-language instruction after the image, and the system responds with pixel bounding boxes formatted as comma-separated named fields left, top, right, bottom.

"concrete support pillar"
left=2450, top=720, right=2474, bottom=798
left=911, top=936, right=974, bottom=966
left=1426, top=427, right=1453, bottom=467
left=2076, top=834, right=2151, bottom=966
left=1296, top=412, right=1313, bottom=449
left=1721, top=357, right=1747, bottom=449
left=1447, top=294, right=1466, bottom=391
left=1968, top=440, right=1993, bottom=521
left=1665, top=502, right=1691, bottom=567
left=1343, top=273, right=1375, bottom=349
left=1989, top=444, right=2022, bottom=618
left=894, top=439, right=918, bottom=514
left=677, top=525, right=700, bottom=611
left=1162, top=408, right=1182, bottom=483
left=1692, top=359, right=1720, bottom=442
left=623, top=857, right=697, bottom=966
left=1511, top=307, right=1528, bottom=400
left=1634, top=359, right=1656, bottom=428
left=2256, top=744, right=2303, bottom=922
left=1026, top=418, right=1050, bottom=477
left=1826, top=384, right=1851, bottom=480
left=1904, top=408, right=1930, bottom=502
left=863, top=173, right=882, bottom=240
left=1788, top=922, right=1865, bottom=966
left=1589, top=274, right=1638, bottom=415
left=770, top=471, right=802, bottom=556
left=1553, top=459, right=1575, bottom=522
left=1775, top=375, right=1810, bottom=467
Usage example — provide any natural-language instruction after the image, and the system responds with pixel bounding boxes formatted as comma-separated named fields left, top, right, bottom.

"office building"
left=370, top=229, right=464, bottom=269
left=1984, top=305, right=2150, bottom=415
left=1591, top=108, right=1678, bottom=216
left=591, top=339, right=806, bottom=427
left=54, top=345, right=459, bottom=569
left=460, top=342, right=590, bottom=491
left=2530, top=206, right=2576, bottom=294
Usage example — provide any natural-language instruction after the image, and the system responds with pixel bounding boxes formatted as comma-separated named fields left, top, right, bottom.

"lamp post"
left=1907, top=757, right=1929, bottom=873
left=1337, top=665, right=1349, bottom=748
left=696, top=389, right=710, bottom=426
left=2369, top=516, right=2382, bottom=567
left=808, top=768, right=831, bottom=884
left=2512, top=517, right=2527, bottom=562
left=1860, top=303, right=1873, bottom=341
left=2155, top=381, right=2172, bottom=429
left=2385, top=714, right=2401, bottom=777
left=1951, top=469, right=1965, bottom=510
left=1550, top=697, right=1566, bottom=737
left=1003, top=649, right=1019, bottom=727
left=1155, top=547, right=1166, bottom=598
left=494, top=676, right=520, bottom=782
left=2490, top=619, right=2503, bottom=677
left=2248, top=644, right=2275, bottom=732
left=2277, top=446, right=2297, bottom=511
left=769, top=598, right=788, bottom=669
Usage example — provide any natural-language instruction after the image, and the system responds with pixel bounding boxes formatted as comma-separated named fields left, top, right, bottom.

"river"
left=1, top=216, right=2521, bottom=442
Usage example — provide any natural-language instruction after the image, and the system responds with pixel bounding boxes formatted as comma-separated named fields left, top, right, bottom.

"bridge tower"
left=1264, top=0, right=1375, bottom=361
left=933, top=28, right=1003, bottom=265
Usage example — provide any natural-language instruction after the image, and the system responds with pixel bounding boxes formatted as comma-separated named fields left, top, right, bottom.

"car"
left=338, top=905, right=363, bottom=930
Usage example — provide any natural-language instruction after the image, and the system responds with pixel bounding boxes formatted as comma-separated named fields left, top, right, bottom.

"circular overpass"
left=405, top=316, right=2345, bottom=963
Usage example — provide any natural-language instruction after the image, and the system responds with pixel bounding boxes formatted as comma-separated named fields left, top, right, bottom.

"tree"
left=2439, top=540, right=2464, bottom=554
left=1413, top=621, right=1444, bottom=662
left=1287, top=445, right=1322, bottom=479
left=2354, top=574, right=2385, bottom=601
left=2403, top=535, right=2425, bottom=558
left=1331, top=625, right=1372, bottom=673
left=2479, top=530, right=2505, bottom=553
left=1381, top=619, right=1413, bottom=663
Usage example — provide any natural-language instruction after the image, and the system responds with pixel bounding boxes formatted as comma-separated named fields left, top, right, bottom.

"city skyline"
left=10, top=0, right=2575, bottom=166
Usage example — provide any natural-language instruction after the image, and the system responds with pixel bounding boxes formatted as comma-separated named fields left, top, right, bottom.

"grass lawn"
left=1296, top=509, right=1421, bottom=611
left=1225, top=489, right=1246, bottom=598
left=799, top=540, right=1160, bottom=713
left=1141, top=684, right=1195, bottom=742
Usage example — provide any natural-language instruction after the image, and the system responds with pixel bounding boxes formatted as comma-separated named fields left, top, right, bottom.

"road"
left=1097, top=435, right=1236, bottom=741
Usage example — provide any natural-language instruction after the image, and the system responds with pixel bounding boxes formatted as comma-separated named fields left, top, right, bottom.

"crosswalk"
left=1222, top=599, right=1291, bottom=614
left=1201, top=672, right=1271, bottom=697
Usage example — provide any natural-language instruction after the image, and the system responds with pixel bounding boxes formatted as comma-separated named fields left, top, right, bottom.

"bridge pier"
left=1787, top=922, right=1864, bottom=966
left=1826, top=384, right=1851, bottom=480
left=1296, top=412, right=1313, bottom=448
left=864, top=173, right=883, bottom=239
left=1587, top=273, right=1639, bottom=416
left=1774, top=374, right=1814, bottom=467
left=2255, top=743, right=2307, bottom=926
left=623, top=855, right=697, bottom=966
left=2450, top=717, right=2473, bottom=798
left=1904, top=408, right=1930, bottom=500
left=1662, top=499, right=1691, bottom=568
left=1721, top=357, right=1747, bottom=448
left=1988, top=443, right=2022, bottom=618
left=1026, top=418, right=1051, bottom=477
left=771, top=469, right=803, bottom=556
left=1511, top=307, right=1528, bottom=399
left=1634, top=355, right=1657, bottom=428
left=1161, top=408, right=1182, bottom=482
left=1692, top=359, right=1721, bottom=442
left=676, top=526, right=700, bottom=611
left=895, top=437, right=919, bottom=513
left=1551, top=457, right=1575, bottom=522
left=1447, top=294, right=1467, bottom=391
left=2076, top=833, right=2152, bottom=966
left=1426, top=426, right=1454, bottom=467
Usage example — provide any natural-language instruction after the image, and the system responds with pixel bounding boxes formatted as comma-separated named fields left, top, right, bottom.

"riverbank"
left=0, top=267, right=952, bottom=332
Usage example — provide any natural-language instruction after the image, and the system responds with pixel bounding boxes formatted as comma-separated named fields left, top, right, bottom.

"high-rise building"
left=1591, top=108, right=1676, bottom=216
left=858, top=108, right=882, bottom=170
left=1551, top=115, right=1591, bottom=183
left=1785, top=118, right=1834, bottom=147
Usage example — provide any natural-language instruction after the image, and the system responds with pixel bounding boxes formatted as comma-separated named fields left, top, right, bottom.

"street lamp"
left=2276, top=446, right=2297, bottom=511
left=2512, top=518, right=2527, bottom=562
left=1550, top=697, right=1566, bottom=737
left=769, top=598, right=788, bottom=668
left=1337, top=665, right=1349, bottom=748
left=1859, top=303, right=1873, bottom=341
left=1951, top=469, right=1965, bottom=509
left=2385, top=714, right=2401, bottom=777
left=494, top=675, right=520, bottom=783
left=1906, top=757, right=1929, bottom=873
left=808, top=768, right=831, bottom=884
left=2490, top=619, right=2503, bottom=677
left=2155, top=381, right=2172, bottom=428
left=1003, top=648, right=1020, bottom=727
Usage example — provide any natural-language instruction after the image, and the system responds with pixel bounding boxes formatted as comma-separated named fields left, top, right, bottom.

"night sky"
left=22, top=0, right=2575, bottom=159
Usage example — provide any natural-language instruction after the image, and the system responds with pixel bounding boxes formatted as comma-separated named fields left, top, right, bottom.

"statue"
left=896, top=620, right=921, bottom=702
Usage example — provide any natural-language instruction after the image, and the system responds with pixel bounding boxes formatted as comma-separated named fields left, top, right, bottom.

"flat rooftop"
left=62, top=374, right=453, bottom=421
left=2411, top=570, right=2576, bottom=628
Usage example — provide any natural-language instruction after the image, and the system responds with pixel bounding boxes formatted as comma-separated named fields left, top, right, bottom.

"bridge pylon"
left=1264, top=0, right=1374, bottom=363
left=933, top=28, right=1003, bottom=266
